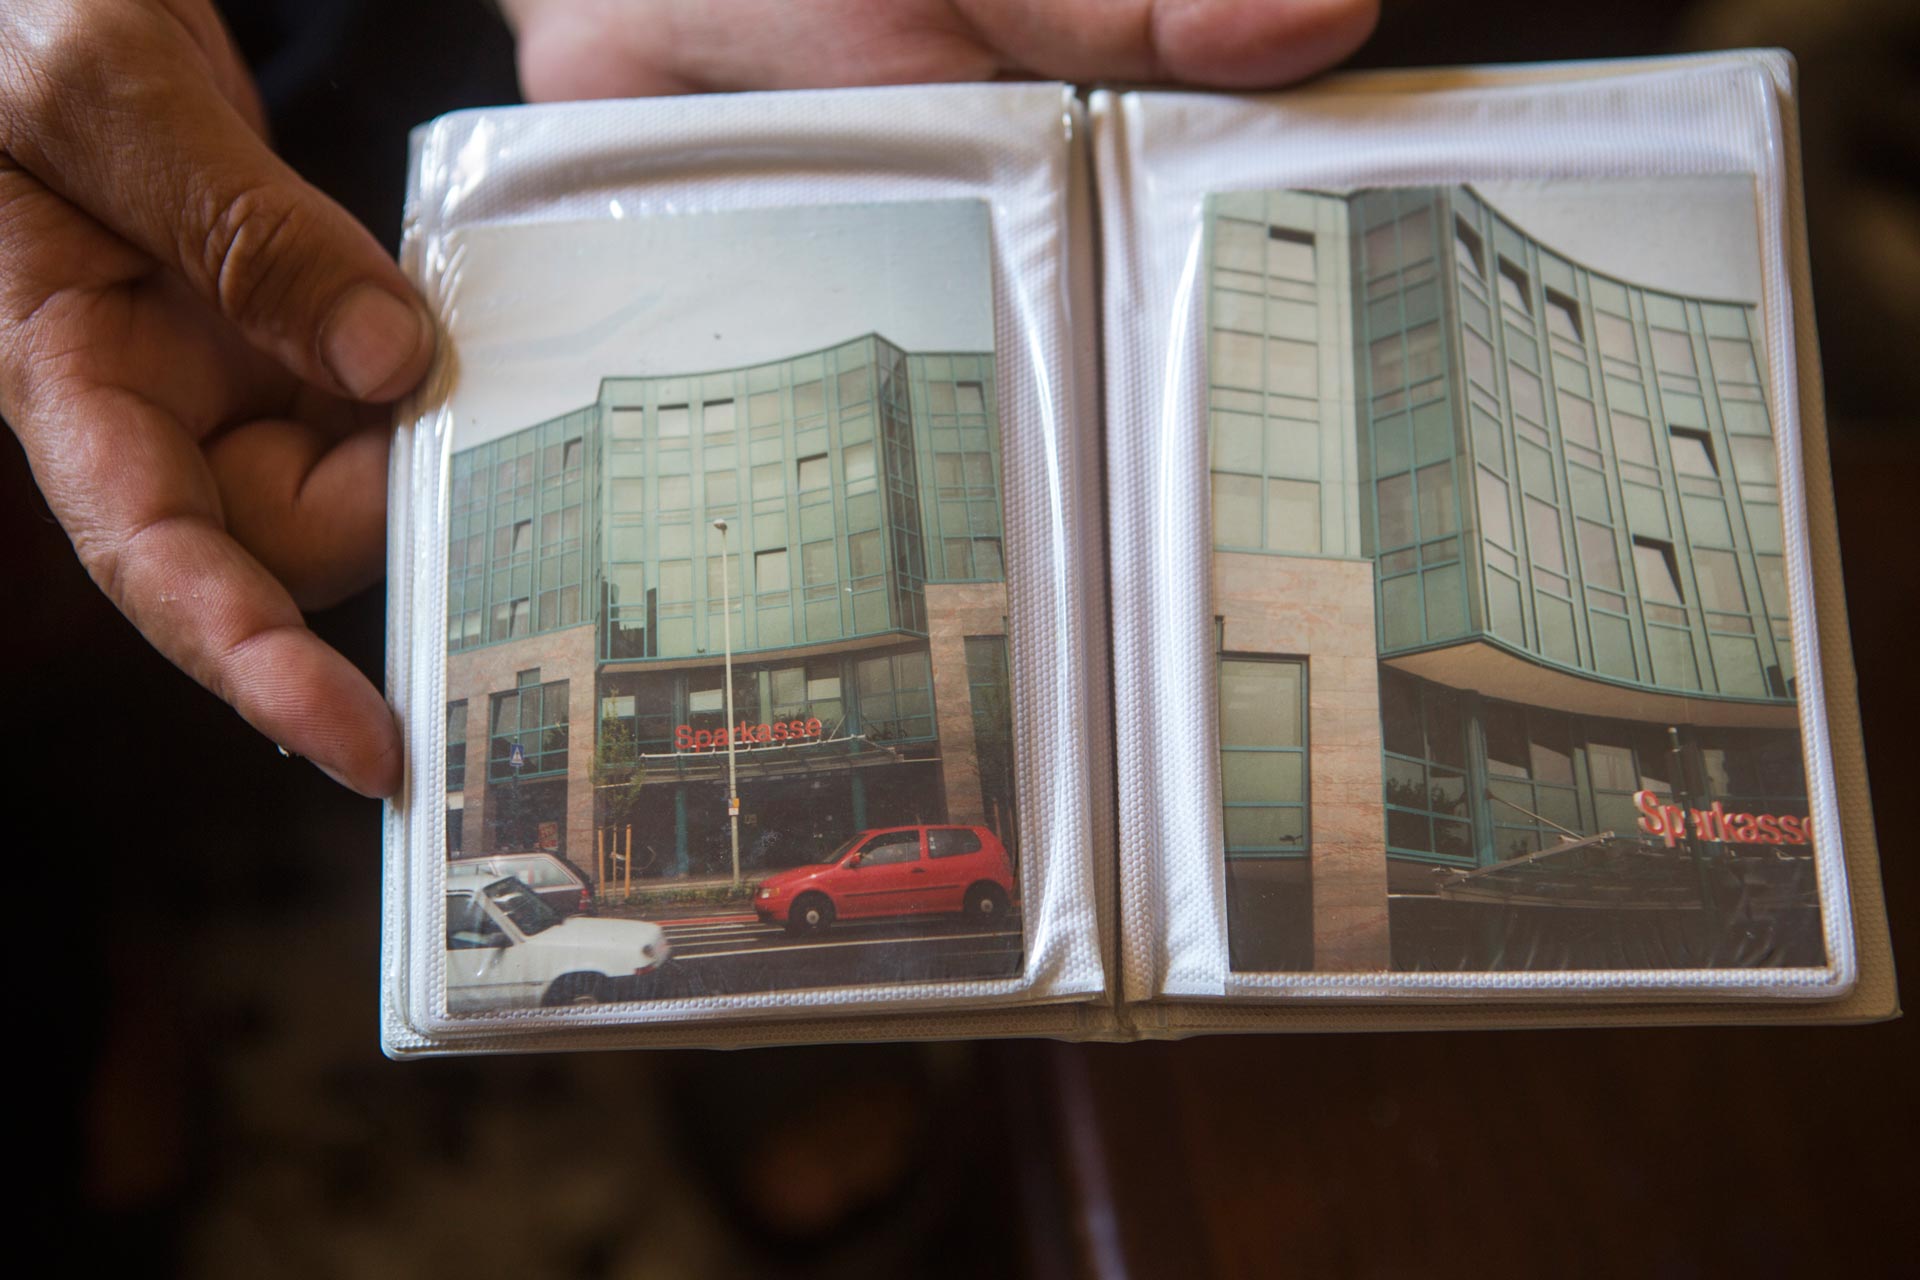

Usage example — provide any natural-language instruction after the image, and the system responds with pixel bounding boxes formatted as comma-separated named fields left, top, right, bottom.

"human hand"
left=498, top=0, right=1378, bottom=101
left=0, top=0, right=435, bottom=796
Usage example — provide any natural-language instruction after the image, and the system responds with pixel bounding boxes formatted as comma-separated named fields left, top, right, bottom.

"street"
left=632, top=911, right=1024, bottom=998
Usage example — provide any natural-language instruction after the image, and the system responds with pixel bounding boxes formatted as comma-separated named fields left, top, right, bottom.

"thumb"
left=4, top=2, right=433, bottom=402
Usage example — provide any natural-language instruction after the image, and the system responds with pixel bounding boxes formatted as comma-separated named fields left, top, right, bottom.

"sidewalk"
left=592, top=871, right=765, bottom=923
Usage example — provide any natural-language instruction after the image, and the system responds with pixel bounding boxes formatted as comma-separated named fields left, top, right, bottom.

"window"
left=1477, top=469, right=1513, bottom=547
left=1557, top=393, right=1599, bottom=450
left=1755, top=553, right=1789, bottom=618
left=1633, top=537, right=1685, bottom=606
left=705, top=553, right=741, bottom=604
left=928, top=829, right=983, bottom=858
left=843, top=441, right=876, bottom=486
left=970, top=537, right=1004, bottom=579
left=857, top=831, right=921, bottom=866
left=848, top=530, right=883, bottom=581
left=1669, top=428, right=1718, bottom=477
left=1610, top=412, right=1656, bottom=467
left=802, top=540, right=837, bottom=595
left=1650, top=328, right=1696, bottom=376
left=1693, top=548, right=1748, bottom=615
left=1525, top=497, right=1565, bottom=574
left=490, top=597, right=532, bottom=641
left=705, top=469, right=738, bottom=509
left=749, top=390, right=781, bottom=427
left=1217, top=656, right=1307, bottom=855
left=488, top=678, right=570, bottom=780
left=955, top=381, right=986, bottom=415
left=703, top=399, right=735, bottom=433
left=837, top=364, right=871, bottom=406
left=1380, top=670, right=1471, bottom=863
left=657, top=475, right=690, bottom=510
left=1266, top=337, right=1317, bottom=399
left=1596, top=313, right=1638, bottom=364
left=611, top=407, right=644, bottom=438
left=855, top=650, right=934, bottom=742
left=446, top=894, right=506, bottom=949
left=797, top=453, right=829, bottom=491
left=1404, top=321, right=1443, bottom=386
left=1508, top=365, right=1544, bottom=424
left=537, top=585, right=579, bottom=630
left=1211, top=330, right=1264, bottom=390
left=793, top=381, right=824, bottom=418
left=1415, top=463, right=1455, bottom=541
left=1453, top=216, right=1484, bottom=279
left=1370, top=333, right=1405, bottom=393
left=1481, top=700, right=1583, bottom=858
left=1376, top=473, right=1414, bottom=548
left=1265, top=225, right=1315, bottom=282
left=1729, top=436, right=1778, bottom=487
left=1497, top=257, right=1531, bottom=314
left=1213, top=473, right=1262, bottom=547
left=1544, top=287, right=1583, bottom=342
left=657, top=560, right=692, bottom=601
left=1577, top=521, right=1622, bottom=591
left=1464, top=330, right=1495, bottom=390
left=1365, top=208, right=1432, bottom=277
left=658, top=404, right=690, bottom=437
left=446, top=701, right=468, bottom=792
left=1708, top=337, right=1760, bottom=385
left=755, top=548, right=790, bottom=593
left=1266, top=479, right=1320, bottom=553
left=1214, top=217, right=1265, bottom=273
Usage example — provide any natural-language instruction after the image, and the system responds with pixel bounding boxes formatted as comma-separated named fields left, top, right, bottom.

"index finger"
left=15, top=377, right=401, bottom=796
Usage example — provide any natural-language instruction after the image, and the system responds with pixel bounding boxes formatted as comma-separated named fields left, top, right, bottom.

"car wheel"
left=788, top=893, right=835, bottom=936
left=964, top=882, right=1011, bottom=925
left=544, top=973, right=610, bottom=1006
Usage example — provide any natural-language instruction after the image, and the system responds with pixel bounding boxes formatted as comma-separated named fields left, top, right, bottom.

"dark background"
left=15, top=0, right=1914, bottom=1275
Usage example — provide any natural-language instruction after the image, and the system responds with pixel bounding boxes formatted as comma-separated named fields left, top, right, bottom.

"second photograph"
left=1203, top=180, right=1824, bottom=977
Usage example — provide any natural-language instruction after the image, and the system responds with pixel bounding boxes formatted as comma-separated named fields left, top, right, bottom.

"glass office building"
left=1208, top=187, right=1813, bottom=972
left=444, top=336, right=1015, bottom=879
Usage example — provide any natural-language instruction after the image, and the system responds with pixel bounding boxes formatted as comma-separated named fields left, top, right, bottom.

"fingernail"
left=321, top=284, right=428, bottom=401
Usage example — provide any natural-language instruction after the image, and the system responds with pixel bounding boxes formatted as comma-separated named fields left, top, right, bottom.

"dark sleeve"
left=216, top=0, right=520, bottom=248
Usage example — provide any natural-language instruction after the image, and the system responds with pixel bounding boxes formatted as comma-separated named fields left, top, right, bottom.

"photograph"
left=1204, top=179, right=1824, bottom=974
left=438, top=200, right=1023, bottom=1009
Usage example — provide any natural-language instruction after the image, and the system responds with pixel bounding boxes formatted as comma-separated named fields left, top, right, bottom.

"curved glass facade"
left=1207, top=184, right=1813, bottom=972
left=442, top=336, right=1012, bottom=876
left=1355, top=186, right=1791, bottom=704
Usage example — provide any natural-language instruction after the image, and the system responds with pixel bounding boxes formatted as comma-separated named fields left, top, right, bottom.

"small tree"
left=591, top=715, right=648, bottom=834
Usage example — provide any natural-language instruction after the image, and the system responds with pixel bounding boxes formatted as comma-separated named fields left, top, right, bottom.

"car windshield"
left=484, top=877, right=561, bottom=936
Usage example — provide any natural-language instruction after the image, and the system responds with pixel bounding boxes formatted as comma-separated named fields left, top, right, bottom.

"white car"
left=445, top=868, right=669, bottom=1012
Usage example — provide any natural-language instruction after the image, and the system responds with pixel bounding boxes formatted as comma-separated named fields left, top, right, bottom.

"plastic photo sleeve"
left=382, top=84, right=1112, bottom=1055
left=1094, top=53, right=1863, bottom=1008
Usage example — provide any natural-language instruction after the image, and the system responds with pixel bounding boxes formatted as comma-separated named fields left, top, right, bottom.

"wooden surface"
left=1020, top=428, right=1914, bottom=1279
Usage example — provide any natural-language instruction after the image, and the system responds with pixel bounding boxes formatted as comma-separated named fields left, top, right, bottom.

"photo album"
left=380, top=51, right=1894, bottom=1055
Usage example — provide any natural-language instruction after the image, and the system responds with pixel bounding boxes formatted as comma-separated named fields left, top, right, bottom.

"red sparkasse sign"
left=1633, top=789, right=1811, bottom=849
left=675, top=718, right=824, bottom=753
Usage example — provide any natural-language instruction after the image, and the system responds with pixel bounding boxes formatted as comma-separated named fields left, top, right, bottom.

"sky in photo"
left=443, top=200, right=995, bottom=446
left=1471, top=175, right=1762, bottom=305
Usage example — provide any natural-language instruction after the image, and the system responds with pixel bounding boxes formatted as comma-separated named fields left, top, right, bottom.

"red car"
left=754, top=824, right=1016, bottom=934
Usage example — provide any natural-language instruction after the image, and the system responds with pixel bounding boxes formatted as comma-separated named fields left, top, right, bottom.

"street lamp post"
left=713, top=518, right=741, bottom=889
